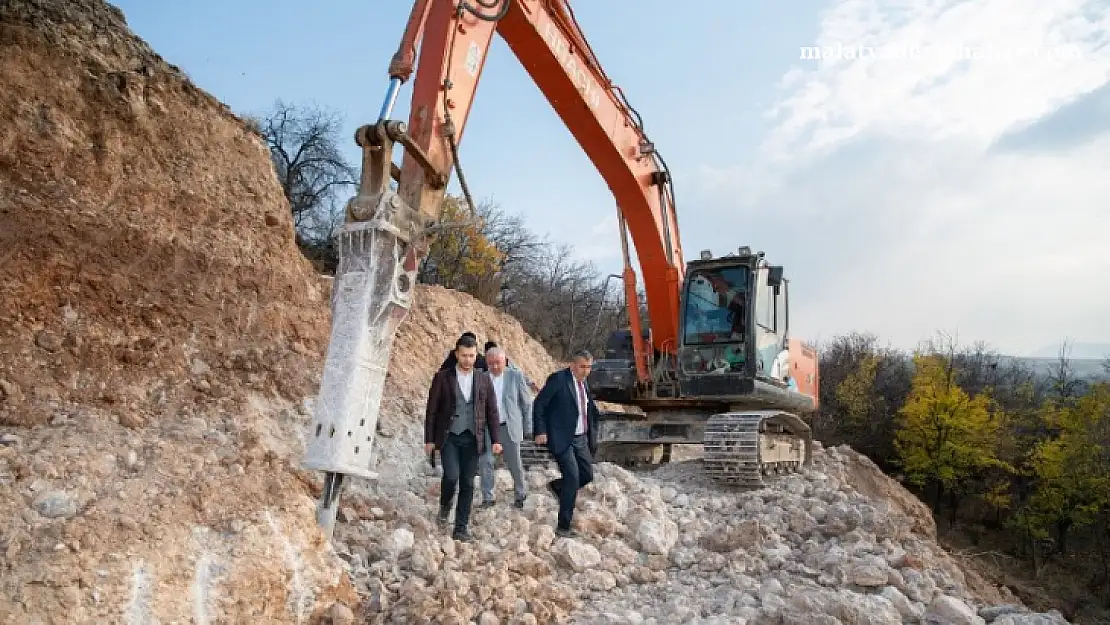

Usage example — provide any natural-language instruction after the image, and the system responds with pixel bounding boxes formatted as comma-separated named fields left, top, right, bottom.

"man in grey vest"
left=424, top=334, right=502, bottom=541
left=479, top=346, right=534, bottom=508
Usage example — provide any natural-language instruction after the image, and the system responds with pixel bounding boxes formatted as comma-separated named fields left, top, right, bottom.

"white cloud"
left=693, top=0, right=1110, bottom=355
left=574, top=215, right=622, bottom=263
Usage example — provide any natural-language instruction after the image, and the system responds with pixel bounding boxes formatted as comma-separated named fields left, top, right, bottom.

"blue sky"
left=111, top=0, right=1110, bottom=357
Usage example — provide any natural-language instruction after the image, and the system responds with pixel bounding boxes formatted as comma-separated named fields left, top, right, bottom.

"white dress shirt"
left=456, top=367, right=473, bottom=402
left=573, top=376, right=588, bottom=435
left=491, top=372, right=506, bottom=424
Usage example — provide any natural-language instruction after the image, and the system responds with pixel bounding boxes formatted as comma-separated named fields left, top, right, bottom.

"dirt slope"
left=0, top=0, right=330, bottom=428
left=0, top=1, right=343, bottom=622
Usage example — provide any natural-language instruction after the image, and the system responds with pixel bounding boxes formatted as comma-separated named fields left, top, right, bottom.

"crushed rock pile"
left=334, top=445, right=1072, bottom=625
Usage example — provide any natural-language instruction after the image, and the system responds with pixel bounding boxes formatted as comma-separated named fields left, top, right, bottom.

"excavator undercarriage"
left=519, top=406, right=813, bottom=489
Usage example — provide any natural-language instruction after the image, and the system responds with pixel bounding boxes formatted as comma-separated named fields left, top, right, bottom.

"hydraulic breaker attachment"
left=301, top=121, right=428, bottom=538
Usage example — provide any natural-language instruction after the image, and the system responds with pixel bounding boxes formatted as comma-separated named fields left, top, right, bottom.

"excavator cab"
left=586, top=248, right=818, bottom=480
left=590, top=247, right=818, bottom=414
left=675, top=248, right=816, bottom=413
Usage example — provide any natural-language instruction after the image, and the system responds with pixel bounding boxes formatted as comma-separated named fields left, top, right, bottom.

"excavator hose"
left=460, top=0, right=510, bottom=21
left=440, top=0, right=509, bottom=219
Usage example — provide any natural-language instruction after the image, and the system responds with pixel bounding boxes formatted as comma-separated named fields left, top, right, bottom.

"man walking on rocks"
left=479, top=346, right=533, bottom=508
left=532, top=349, right=599, bottom=538
left=425, top=334, right=502, bottom=541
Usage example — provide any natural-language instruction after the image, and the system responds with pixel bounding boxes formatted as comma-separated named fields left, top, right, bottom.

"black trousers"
left=439, top=431, right=479, bottom=532
left=550, top=434, right=594, bottom=530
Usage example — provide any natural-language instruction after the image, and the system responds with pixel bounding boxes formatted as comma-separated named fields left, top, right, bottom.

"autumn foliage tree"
left=417, top=195, right=504, bottom=305
left=812, top=332, right=911, bottom=468
left=894, top=352, right=1011, bottom=521
left=1016, top=384, right=1110, bottom=557
left=819, top=331, right=1110, bottom=612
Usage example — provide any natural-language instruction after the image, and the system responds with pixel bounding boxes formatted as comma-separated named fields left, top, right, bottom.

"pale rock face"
left=928, top=594, right=987, bottom=625
left=551, top=538, right=601, bottom=573
left=994, top=613, right=1070, bottom=625
left=632, top=516, right=678, bottom=555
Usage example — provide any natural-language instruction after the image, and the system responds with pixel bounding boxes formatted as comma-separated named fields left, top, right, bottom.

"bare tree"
left=412, top=193, right=638, bottom=359
left=255, top=99, right=357, bottom=271
left=1049, top=338, right=1085, bottom=402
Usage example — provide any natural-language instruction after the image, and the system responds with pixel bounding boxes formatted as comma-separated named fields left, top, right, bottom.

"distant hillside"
left=1001, top=356, right=1108, bottom=381
left=1028, top=342, right=1110, bottom=359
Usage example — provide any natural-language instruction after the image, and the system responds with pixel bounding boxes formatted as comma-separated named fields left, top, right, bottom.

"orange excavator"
left=300, top=0, right=820, bottom=535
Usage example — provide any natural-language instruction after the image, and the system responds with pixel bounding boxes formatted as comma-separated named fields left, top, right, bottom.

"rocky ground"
left=332, top=441, right=1072, bottom=625
left=0, top=0, right=1082, bottom=623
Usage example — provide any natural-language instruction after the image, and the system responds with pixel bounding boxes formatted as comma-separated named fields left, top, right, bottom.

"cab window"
left=683, top=266, right=749, bottom=345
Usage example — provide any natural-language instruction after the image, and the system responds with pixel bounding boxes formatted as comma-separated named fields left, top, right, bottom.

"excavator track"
left=519, top=440, right=554, bottom=471
left=702, top=411, right=811, bottom=488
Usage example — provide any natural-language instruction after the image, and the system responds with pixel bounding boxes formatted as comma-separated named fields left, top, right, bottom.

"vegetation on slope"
left=815, top=333, right=1110, bottom=622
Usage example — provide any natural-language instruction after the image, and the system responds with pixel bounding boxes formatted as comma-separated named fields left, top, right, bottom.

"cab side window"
left=755, top=268, right=775, bottom=331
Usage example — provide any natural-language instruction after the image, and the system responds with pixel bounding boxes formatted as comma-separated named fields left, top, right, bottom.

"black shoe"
left=514, top=498, right=525, bottom=509
left=452, top=528, right=472, bottom=542
left=481, top=499, right=495, bottom=508
left=555, top=526, right=579, bottom=539
left=547, top=481, right=561, bottom=499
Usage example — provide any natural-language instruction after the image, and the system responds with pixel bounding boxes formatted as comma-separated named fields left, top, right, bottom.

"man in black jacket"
left=439, top=332, right=487, bottom=372
left=424, top=334, right=501, bottom=541
left=532, top=349, right=599, bottom=538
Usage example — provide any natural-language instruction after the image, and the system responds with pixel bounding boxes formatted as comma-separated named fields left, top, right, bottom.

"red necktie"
left=577, top=379, right=587, bottom=433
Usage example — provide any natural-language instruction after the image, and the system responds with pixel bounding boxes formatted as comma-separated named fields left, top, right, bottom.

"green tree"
left=835, top=354, right=879, bottom=430
left=1017, top=383, right=1110, bottom=555
left=814, top=333, right=911, bottom=468
left=894, top=353, right=1011, bottom=521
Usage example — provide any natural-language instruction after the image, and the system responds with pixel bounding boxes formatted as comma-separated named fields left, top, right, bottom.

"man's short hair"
left=571, top=349, right=593, bottom=362
left=484, top=340, right=498, bottom=352
left=456, top=334, right=478, bottom=350
left=461, top=331, right=477, bottom=340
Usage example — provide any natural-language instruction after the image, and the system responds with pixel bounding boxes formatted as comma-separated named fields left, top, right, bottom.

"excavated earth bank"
left=0, top=1, right=1077, bottom=624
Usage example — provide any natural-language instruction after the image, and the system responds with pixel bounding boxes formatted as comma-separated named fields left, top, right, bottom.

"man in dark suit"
left=532, top=349, right=600, bottom=538
left=425, top=334, right=502, bottom=542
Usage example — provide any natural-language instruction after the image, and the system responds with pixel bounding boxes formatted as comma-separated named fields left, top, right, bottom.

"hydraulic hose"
left=460, top=0, right=510, bottom=21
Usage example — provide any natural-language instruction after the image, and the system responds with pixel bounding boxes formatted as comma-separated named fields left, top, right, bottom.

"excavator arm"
left=301, top=0, right=684, bottom=535
left=394, top=0, right=684, bottom=369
